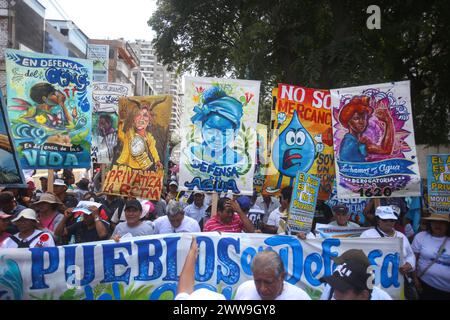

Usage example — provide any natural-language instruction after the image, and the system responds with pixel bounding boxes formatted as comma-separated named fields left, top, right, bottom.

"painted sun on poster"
left=179, top=77, right=260, bottom=195
left=102, top=95, right=172, bottom=200
left=5, top=49, right=93, bottom=169
left=330, top=81, right=421, bottom=199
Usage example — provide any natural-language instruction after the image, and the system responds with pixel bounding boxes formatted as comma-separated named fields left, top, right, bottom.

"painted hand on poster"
left=116, top=98, right=166, bottom=171
left=266, top=111, right=323, bottom=193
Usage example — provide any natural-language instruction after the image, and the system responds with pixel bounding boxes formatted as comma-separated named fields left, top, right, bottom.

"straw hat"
left=31, top=193, right=63, bottom=206
left=422, top=213, right=450, bottom=223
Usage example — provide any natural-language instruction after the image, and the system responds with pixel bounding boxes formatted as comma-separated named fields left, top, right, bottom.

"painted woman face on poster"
left=331, top=81, right=421, bottom=199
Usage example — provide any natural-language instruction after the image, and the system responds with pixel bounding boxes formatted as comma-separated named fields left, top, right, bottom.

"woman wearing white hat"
left=1, top=209, right=55, bottom=248
left=360, top=206, right=416, bottom=275
left=411, top=213, right=450, bottom=300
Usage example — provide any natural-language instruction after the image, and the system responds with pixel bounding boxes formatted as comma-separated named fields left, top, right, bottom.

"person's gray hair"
left=251, top=250, right=285, bottom=278
left=166, top=200, right=185, bottom=217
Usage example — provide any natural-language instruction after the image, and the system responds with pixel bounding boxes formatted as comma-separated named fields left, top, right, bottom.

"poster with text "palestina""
left=0, top=92, right=26, bottom=187
left=263, top=84, right=335, bottom=200
left=427, top=154, right=450, bottom=213
left=179, top=77, right=260, bottom=195
left=5, top=49, right=92, bottom=169
left=91, top=82, right=132, bottom=163
left=330, top=81, right=421, bottom=199
left=102, top=95, right=172, bottom=200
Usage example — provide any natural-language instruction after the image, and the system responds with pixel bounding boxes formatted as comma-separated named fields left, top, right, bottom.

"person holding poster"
left=331, top=81, right=421, bottom=199
left=102, top=95, right=172, bottom=201
left=179, top=77, right=260, bottom=195
left=5, top=49, right=93, bottom=169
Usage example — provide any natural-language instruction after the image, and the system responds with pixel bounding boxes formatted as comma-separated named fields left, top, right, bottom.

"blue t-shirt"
left=339, top=133, right=367, bottom=162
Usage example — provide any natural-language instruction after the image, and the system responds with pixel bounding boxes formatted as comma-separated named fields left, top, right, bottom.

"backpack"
left=9, top=231, right=46, bottom=248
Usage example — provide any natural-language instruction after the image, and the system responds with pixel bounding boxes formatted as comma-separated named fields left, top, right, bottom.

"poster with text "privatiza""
left=427, top=154, right=450, bottom=213
left=330, top=81, right=421, bottom=199
left=0, top=233, right=404, bottom=300
left=0, top=92, right=26, bottom=187
left=5, top=49, right=92, bottom=169
left=179, top=77, right=260, bottom=195
left=102, top=95, right=172, bottom=200
left=287, top=171, right=321, bottom=234
left=263, top=84, right=334, bottom=200
left=91, top=82, right=132, bottom=164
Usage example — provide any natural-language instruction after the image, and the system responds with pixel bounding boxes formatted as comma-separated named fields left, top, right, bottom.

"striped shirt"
left=203, top=213, right=244, bottom=233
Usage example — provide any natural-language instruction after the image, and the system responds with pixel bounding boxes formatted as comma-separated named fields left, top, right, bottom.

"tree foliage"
left=149, top=0, right=450, bottom=145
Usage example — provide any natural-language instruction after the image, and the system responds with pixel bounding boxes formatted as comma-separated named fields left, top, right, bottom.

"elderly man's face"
left=168, top=213, right=184, bottom=229
left=193, top=194, right=204, bottom=207
left=253, top=268, right=284, bottom=300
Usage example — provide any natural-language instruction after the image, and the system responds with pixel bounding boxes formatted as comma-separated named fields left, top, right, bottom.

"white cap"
left=53, top=179, right=66, bottom=186
left=375, top=206, right=398, bottom=220
left=175, top=288, right=226, bottom=300
left=12, top=208, right=38, bottom=222
left=169, top=181, right=178, bottom=186
left=390, top=205, right=401, bottom=216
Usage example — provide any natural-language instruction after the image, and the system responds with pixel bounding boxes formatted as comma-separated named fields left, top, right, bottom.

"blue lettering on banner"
left=101, top=243, right=132, bottom=284
left=191, top=161, right=240, bottom=178
left=195, top=236, right=215, bottom=282
left=217, top=238, right=240, bottom=285
left=134, top=239, right=163, bottom=281
left=163, top=237, right=180, bottom=281
left=23, top=150, right=80, bottom=168
left=338, top=159, right=416, bottom=178
left=64, top=245, right=96, bottom=286
left=30, top=248, right=59, bottom=290
left=185, top=176, right=240, bottom=193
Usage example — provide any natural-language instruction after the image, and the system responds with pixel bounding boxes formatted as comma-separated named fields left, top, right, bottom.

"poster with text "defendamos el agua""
left=102, top=95, right=172, bottom=201
left=330, top=81, right=421, bottom=199
left=5, top=49, right=93, bottom=169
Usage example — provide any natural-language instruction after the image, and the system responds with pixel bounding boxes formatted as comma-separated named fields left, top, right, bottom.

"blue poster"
left=427, top=154, right=450, bottom=213
left=5, top=49, right=93, bottom=169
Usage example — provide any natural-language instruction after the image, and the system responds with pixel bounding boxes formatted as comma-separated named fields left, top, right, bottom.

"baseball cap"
left=332, top=205, right=349, bottom=215
left=236, top=196, right=251, bottom=211
left=125, top=199, right=143, bottom=211
left=0, top=211, right=12, bottom=219
left=11, top=208, right=38, bottom=222
left=169, top=181, right=178, bottom=187
left=193, top=190, right=204, bottom=196
left=332, top=249, right=370, bottom=269
left=375, top=206, right=398, bottom=220
left=53, top=179, right=66, bottom=186
left=320, top=260, right=371, bottom=292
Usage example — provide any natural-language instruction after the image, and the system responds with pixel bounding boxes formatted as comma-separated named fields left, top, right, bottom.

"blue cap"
left=236, top=196, right=251, bottom=211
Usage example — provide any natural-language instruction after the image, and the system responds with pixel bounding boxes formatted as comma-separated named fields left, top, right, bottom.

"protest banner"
left=427, top=154, right=450, bottom=213
left=287, top=172, right=321, bottom=233
left=0, top=233, right=404, bottom=300
left=263, top=84, right=334, bottom=200
left=0, top=92, right=26, bottom=187
left=253, top=123, right=268, bottom=193
left=315, top=223, right=372, bottom=239
left=179, top=77, right=260, bottom=195
left=330, top=81, right=421, bottom=199
left=102, top=95, right=172, bottom=200
left=91, top=82, right=132, bottom=163
left=325, top=180, right=368, bottom=225
left=87, top=44, right=109, bottom=82
left=5, top=49, right=93, bottom=169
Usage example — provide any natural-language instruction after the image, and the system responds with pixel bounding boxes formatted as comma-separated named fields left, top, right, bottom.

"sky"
left=39, top=0, right=158, bottom=41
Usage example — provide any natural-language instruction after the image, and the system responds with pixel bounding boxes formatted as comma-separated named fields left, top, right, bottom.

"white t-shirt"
left=320, top=283, right=392, bottom=300
left=360, top=228, right=416, bottom=271
left=154, top=215, right=200, bottom=234
left=183, top=203, right=208, bottom=223
left=235, top=280, right=311, bottom=300
left=267, top=208, right=283, bottom=227
left=112, top=221, right=156, bottom=237
left=175, top=288, right=226, bottom=300
left=411, top=232, right=450, bottom=292
left=1, top=229, right=55, bottom=248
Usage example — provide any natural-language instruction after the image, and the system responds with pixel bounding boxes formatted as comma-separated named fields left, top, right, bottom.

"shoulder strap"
left=328, top=287, right=334, bottom=300
left=375, top=226, right=385, bottom=237
left=9, top=231, right=44, bottom=248
left=418, top=236, right=448, bottom=278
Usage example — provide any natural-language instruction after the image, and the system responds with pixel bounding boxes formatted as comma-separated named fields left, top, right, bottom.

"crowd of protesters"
left=0, top=167, right=448, bottom=300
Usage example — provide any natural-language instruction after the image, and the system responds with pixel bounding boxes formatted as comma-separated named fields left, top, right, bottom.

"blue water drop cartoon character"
left=266, top=110, right=321, bottom=193
left=190, top=86, right=244, bottom=166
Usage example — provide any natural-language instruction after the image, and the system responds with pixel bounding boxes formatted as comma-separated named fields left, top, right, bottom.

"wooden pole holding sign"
left=47, top=169, right=54, bottom=194
left=211, top=192, right=218, bottom=217
left=100, top=164, right=107, bottom=192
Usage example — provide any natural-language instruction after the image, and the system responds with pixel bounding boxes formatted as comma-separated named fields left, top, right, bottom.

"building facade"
left=45, top=19, right=88, bottom=58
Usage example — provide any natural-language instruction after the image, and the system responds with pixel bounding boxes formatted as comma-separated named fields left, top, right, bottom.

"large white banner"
left=330, top=81, right=421, bottom=199
left=0, top=233, right=404, bottom=300
left=179, top=77, right=261, bottom=195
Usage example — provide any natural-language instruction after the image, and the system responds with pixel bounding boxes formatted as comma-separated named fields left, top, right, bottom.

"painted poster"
left=325, top=180, right=368, bottom=225
left=0, top=92, right=26, bottom=187
left=253, top=123, right=268, bottom=193
left=427, top=154, right=450, bottom=213
left=179, top=77, right=260, bottom=195
left=287, top=171, right=321, bottom=233
left=5, top=49, right=93, bottom=169
left=102, top=95, right=172, bottom=200
left=87, top=44, right=109, bottom=83
left=263, top=84, right=334, bottom=200
left=91, top=82, right=132, bottom=163
left=0, top=233, right=404, bottom=300
left=315, top=223, right=371, bottom=238
left=330, top=81, right=421, bottom=199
